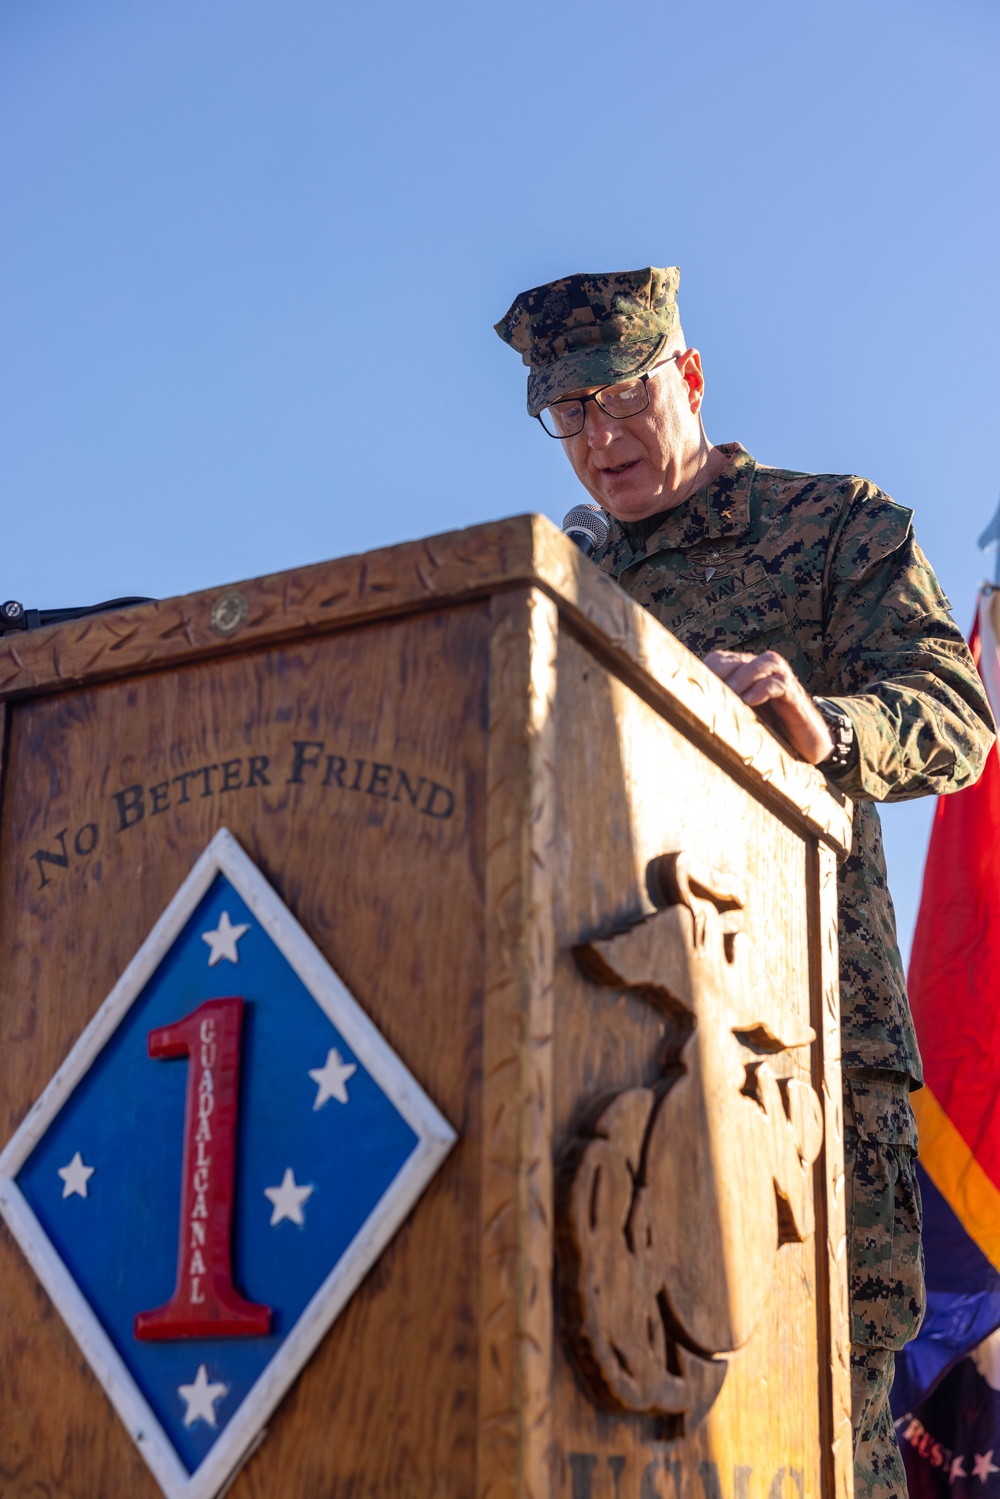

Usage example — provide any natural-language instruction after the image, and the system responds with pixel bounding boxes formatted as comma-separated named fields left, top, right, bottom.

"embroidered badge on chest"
left=678, top=545, right=750, bottom=588
left=0, top=828, right=456, bottom=1499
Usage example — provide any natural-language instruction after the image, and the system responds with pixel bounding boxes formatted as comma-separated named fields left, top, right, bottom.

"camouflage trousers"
left=845, top=1071, right=926, bottom=1499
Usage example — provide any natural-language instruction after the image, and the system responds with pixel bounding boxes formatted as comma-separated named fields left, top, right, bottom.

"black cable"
left=1, top=596, right=156, bottom=634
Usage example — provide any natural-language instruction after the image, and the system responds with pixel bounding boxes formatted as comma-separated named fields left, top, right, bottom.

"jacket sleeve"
left=820, top=482, right=995, bottom=802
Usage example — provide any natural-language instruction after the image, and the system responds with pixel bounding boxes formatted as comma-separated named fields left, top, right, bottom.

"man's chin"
left=599, top=491, right=665, bottom=524
left=590, top=466, right=664, bottom=522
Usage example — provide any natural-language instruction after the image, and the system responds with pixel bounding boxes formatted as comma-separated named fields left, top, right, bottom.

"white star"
left=951, top=1457, right=968, bottom=1483
left=178, top=1364, right=228, bottom=1428
left=973, top=1452, right=1000, bottom=1483
left=57, top=1151, right=95, bottom=1199
left=308, top=1047, right=357, bottom=1109
left=201, top=910, right=250, bottom=966
left=264, top=1167, right=314, bottom=1226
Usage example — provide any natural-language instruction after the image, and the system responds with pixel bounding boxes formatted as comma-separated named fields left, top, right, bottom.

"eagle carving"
left=560, top=853, right=824, bottom=1430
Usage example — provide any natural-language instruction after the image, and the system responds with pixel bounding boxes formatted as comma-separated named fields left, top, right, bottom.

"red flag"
left=910, top=593, right=1000, bottom=1270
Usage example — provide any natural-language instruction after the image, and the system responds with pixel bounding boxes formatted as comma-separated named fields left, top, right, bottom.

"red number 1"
left=134, top=997, right=272, bottom=1341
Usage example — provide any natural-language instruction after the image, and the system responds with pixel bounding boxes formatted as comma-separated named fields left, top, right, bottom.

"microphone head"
left=562, top=503, right=610, bottom=558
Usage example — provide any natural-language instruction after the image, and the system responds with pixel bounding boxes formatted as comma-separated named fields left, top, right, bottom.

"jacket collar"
left=606, top=442, right=756, bottom=577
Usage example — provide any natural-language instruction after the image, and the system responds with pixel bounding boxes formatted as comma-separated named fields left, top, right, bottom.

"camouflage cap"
left=494, top=266, right=681, bottom=418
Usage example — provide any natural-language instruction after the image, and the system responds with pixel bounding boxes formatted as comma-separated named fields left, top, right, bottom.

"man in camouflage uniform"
left=495, top=266, right=995, bottom=1497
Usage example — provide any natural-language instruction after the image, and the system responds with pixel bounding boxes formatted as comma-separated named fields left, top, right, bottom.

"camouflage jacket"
left=595, top=443, right=995, bottom=1084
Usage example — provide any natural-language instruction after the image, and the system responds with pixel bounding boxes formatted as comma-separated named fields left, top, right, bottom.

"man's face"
left=558, top=350, right=706, bottom=522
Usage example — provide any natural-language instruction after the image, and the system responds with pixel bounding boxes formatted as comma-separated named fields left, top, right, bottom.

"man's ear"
left=677, top=348, right=706, bottom=414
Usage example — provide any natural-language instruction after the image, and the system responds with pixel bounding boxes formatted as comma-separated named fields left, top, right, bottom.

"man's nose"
left=584, top=404, right=618, bottom=449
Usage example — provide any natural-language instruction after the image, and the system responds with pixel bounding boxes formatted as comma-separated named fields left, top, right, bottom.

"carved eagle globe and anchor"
left=560, top=852, right=825, bottom=1432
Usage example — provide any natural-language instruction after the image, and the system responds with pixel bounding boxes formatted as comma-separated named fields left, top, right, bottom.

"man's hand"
left=703, top=650, right=834, bottom=766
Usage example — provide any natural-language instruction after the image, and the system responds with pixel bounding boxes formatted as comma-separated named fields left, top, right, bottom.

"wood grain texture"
left=570, top=879, right=823, bottom=1371
left=0, top=537, right=851, bottom=1499
left=812, top=841, right=854, bottom=1499
left=478, top=587, right=558, bottom=1499
left=528, top=522, right=853, bottom=857
left=0, top=520, right=536, bottom=701
left=0, top=698, right=7, bottom=833
left=0, top=606, right=488, bottom=1498
left=0, top=515, right=850, bottom=856
left=548, top=629, right=848, bottom=1499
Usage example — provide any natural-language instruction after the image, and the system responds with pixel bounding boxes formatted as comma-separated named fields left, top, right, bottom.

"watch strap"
left=813, top=696, right=857, bottom=776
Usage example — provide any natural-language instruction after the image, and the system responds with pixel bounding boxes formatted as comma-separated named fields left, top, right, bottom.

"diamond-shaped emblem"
left=0, top=828, right=456, bottom=1499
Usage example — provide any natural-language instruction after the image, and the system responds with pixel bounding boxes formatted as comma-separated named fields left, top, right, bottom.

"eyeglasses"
left=536, top=355, right=680, bottom=439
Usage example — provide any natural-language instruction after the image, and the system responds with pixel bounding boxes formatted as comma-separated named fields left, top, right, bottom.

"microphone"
left=562, top=503, right=609, bottom=559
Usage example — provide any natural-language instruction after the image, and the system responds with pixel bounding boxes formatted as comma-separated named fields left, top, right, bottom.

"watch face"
left=816, top=700, right=852, bottom=739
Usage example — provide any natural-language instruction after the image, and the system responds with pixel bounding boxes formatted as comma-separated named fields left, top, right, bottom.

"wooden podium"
left=0, top=516, right=854, bottom=1499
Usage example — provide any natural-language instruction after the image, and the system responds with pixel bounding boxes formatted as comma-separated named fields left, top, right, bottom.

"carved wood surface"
left=570, top=867, right=823, bottom=1379
left=812, top=842, right=854, bottom=1499
left=0, top=700, right=7, bottom=817
left=0, top=514, right=851, bottom=855
left=549, top=629, right=847, bottom=1499
left=0, top=536, right=851, bottom=1499
left=527, top=522, right=853, bottom=857
left=0, top=607, right=489, bottom=1498
left=478, top=587, right=558, bottom=1499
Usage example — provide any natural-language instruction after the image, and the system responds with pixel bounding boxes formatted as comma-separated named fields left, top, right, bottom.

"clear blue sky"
left=2, top=0, right=998, bottom=961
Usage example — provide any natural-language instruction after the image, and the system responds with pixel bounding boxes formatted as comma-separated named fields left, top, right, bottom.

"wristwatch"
left=813, top=697, right=857, bottom=777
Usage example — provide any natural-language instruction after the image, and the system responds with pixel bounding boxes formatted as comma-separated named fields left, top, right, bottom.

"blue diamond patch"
left=0, top=829, right=456, bottom=1499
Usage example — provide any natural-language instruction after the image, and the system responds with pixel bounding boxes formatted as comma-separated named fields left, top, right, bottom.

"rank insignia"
left=0, top=829, right=457, bottom=1499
